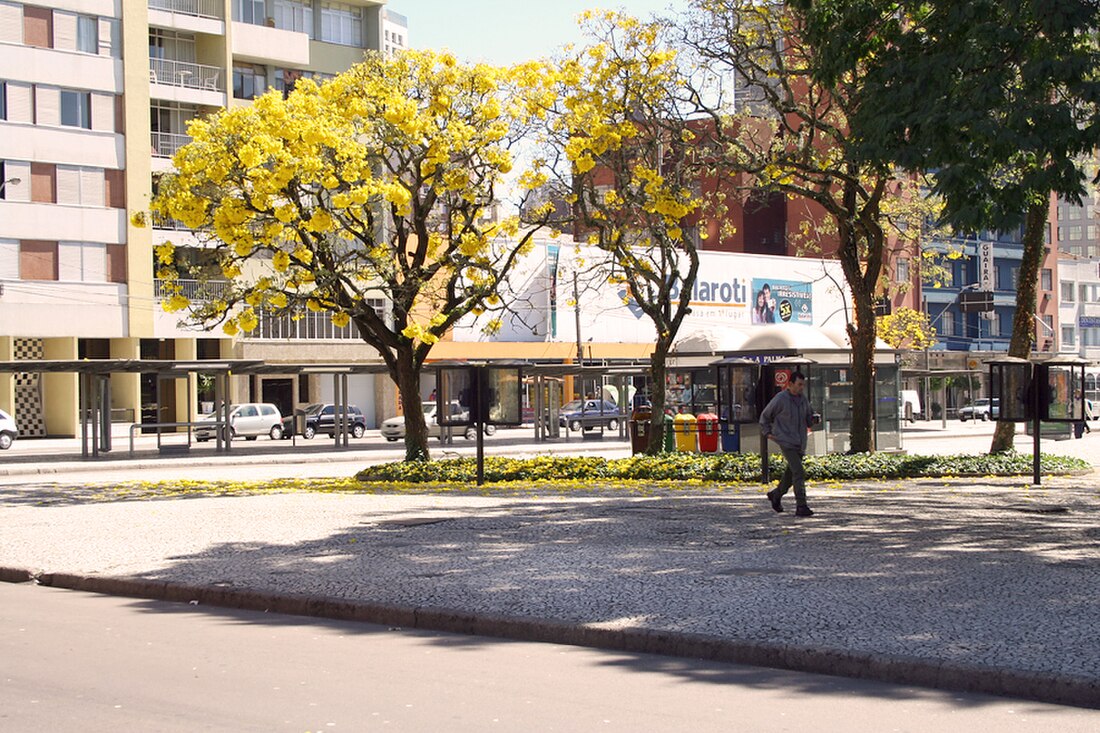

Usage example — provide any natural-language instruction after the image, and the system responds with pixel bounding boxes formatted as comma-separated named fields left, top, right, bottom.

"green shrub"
left=355, top=450, right=1089, bottom=484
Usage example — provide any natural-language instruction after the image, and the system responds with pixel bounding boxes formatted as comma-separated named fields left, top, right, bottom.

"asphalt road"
left=2, top=583, right=1096, bottom=733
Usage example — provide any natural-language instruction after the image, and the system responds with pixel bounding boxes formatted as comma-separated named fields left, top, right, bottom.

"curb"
left=3, top=567, right=1097, bottom=710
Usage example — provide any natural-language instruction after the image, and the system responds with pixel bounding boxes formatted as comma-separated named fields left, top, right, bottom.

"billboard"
left=750, top=279, right=813, bottom=325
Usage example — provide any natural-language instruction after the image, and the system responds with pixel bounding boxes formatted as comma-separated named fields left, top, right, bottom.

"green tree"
left=152, top=50, right=556, bottom=462
left=793, top=0, right=1100, bottom=452
left=686, top=0, right=916, bottom=452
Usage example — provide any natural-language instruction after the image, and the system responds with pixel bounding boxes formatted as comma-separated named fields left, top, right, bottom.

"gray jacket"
left=759, top=389, right=813, bottom=452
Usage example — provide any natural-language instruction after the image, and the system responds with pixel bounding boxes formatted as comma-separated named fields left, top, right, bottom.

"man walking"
left=759, top=371, right=816, bottom=517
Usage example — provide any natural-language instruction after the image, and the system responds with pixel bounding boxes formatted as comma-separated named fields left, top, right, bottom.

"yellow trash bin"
left=674, top=412, right=698, bottom=452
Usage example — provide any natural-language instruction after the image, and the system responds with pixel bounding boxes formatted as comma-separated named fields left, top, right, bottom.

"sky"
left=398, top=0, right=691, bottom=65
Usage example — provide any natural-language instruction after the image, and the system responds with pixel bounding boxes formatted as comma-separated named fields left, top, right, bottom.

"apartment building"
left=0, top=0, right=398, bottom=437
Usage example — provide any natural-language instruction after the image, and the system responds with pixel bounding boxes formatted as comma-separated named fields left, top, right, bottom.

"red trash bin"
left=697, top=412, right=720, bottom=453
left=629, top=409, right=652, bottom=455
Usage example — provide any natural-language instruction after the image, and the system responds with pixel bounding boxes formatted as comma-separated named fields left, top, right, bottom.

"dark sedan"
left=557, top=399, right=626, bottom=431
left=281, top=404, right=367, bottom=439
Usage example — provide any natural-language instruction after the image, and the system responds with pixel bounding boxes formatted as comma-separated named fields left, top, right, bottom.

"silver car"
left=381, top=401, right=495, bottom=442
left=0, top=408, right=18, bottom=450
left=195, top=403, right=284, bottom=441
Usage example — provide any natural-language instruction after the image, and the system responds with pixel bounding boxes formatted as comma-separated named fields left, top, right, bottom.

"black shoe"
left=766, top=489, right=784, bottom=513
left=795, top=506, right=814, bottom=517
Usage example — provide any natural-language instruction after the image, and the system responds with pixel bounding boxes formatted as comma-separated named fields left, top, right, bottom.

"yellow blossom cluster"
left=149, top=48, right=556, bottom=353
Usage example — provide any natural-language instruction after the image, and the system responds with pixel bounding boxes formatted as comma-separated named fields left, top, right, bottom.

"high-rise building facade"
left=0, top=1, right=397, bottom=437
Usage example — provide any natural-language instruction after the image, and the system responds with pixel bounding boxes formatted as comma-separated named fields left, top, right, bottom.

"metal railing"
left=148, top=0, right=224, bottom=20
left=154, top=278, right=230, bottom=301
left=151, top=212, right=191, bottom=231
left=151, top=131, right=191, bottom=158
left=150, top=58, right=224, bottom=93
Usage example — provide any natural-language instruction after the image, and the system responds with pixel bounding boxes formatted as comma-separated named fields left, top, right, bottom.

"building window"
left=149, top=29, right=197, bottom=63
left=941, top=310, right=954, bottom=337
left=20, top=240, right=59, bottom=280
left=77, top=15, right=98, bottom=54
left=60, top=90, right=92, bottom=129
left=321, top=1, right=362, bottom=46
left=1070, top=225, right=1084, bottom=241
left=23, top=6, right=53, bottom=48
left=274, top=0, right=313, bottom=34
left=233, top=0, right=266, bottom=24
left=1062, top=281, right=1075, bottom=302
left=233, top=64, right=266, bottom=100
left=1063, top=326, right=1076, bottom=348
left=1041, top=268, right=1052, bottom=291
left=0, top=81, right=7, bottom=121
left=896, top=258, right=909, bottom=283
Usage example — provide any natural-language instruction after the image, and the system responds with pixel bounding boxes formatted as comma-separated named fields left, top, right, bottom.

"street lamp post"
left=0, top=177, right=22, bottom=196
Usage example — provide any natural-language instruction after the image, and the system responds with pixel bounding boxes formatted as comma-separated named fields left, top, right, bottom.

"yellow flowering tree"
left=879, top=308, right=936, bottom=351
left=550, top=11, right=719, bottom=453
left=152, top=50, right=556, bottom=461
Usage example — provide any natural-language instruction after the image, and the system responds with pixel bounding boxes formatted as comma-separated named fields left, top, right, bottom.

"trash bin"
left=629, top=409, right=651, bottom=455
left=663, top=412, right=676, bottom=452
left=674, top=413, right=698, bottom=452
left=697, top=412, right=719, bottom=453
left=720, top=423, right=740, bottom=453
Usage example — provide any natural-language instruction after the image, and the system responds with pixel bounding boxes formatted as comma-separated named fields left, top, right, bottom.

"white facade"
left=1057, top=256, right=1100, bottom=359
left=452, top=241, right=852, bottom=350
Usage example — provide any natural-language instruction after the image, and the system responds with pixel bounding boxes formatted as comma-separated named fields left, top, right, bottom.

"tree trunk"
left=394, top=347, right=431, bottom=462
left=646, top=339, right=671, bottom=454
left=991, top=200, right=1048, bottom=453
left=847, top=306, right=877, bottom=453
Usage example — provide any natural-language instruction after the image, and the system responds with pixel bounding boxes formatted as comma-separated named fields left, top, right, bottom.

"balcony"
left=154, top=278, right=229, bottom=301
left=150, top=58, right=224, bottom=92
left=151, top=131, right=191, bottom=158
left=149, top=0, right=223, bottom=19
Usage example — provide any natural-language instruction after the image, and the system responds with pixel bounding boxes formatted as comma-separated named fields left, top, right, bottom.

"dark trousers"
left=774, top=444, right=808, bottom=507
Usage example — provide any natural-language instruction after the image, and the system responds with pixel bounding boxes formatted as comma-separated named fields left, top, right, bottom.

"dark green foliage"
left=356, top=451, right=1088, bottom=484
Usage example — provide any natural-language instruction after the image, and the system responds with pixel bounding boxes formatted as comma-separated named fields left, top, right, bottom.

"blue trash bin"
left=720, top=423, right=740, bottom=452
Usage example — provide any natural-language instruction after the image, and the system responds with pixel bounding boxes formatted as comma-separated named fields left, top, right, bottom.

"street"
left=1, top=583, right=1096, bottom=732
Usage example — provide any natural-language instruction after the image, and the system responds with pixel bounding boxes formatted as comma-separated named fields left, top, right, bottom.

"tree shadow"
left=102, top=488, right=1100, bottom=709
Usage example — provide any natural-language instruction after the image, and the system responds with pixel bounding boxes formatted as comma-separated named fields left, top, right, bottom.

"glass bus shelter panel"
left=875, top=365, right=901, bottom=451
left=484, top=367, right=523, bottom=425
left=1044, top=365, right=1084, bottom=422
left=725, top=367, right=761, bottom=424
left=665, top=369, right=718, bottom=415
left=438, top=368, right=474, bottom=426
left=818, top=366, right=853, bottom=454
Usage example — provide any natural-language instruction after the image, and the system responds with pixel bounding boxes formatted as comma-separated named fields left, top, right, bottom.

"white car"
left=195, top=403, right=284, bottom=442
left=381, top=401, right=496, bottom=442
left=0, top=408, right=18, bottom=450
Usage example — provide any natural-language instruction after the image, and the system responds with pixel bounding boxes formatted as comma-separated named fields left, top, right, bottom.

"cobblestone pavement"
left=2, top=473, right=1098, bottom=706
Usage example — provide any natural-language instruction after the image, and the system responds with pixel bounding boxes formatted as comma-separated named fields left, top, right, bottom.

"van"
left=195, top=403, right=284, bottom=441
left=900, top=390, right=922, bottom=422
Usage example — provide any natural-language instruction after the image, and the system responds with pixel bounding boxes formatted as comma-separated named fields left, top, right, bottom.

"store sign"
left=979, top=241, right=995, bottom=291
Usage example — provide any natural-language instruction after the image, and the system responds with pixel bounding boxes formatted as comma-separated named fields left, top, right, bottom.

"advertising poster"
left=750, top=279, right=813, bottom=325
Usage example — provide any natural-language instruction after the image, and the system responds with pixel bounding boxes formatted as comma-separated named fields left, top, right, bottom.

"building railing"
left=153, top=281, right=385, bottom=340
left=148, top=0, right=224, bottom=20
left=248, top=308, right=362, bottom=340
left=150, top=58, right=224, bottom=93
left=151, top=212, right=192, bottom=231
left=151, top=131, right=192, bottom=158
left=154, top=278, right=229, bottom=301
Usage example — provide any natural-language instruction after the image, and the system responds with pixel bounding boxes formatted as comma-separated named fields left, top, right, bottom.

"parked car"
left=281, top=404, right=366, bottom=439
left=0, top=408, right=18, bottom=450
left=380, top=401, right=496, bottom=442
left=558, top=399, right=626, bottom=432
left=195, top=403, right=284, bottom=441
left=958, top=398, right=1000, bottom=422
